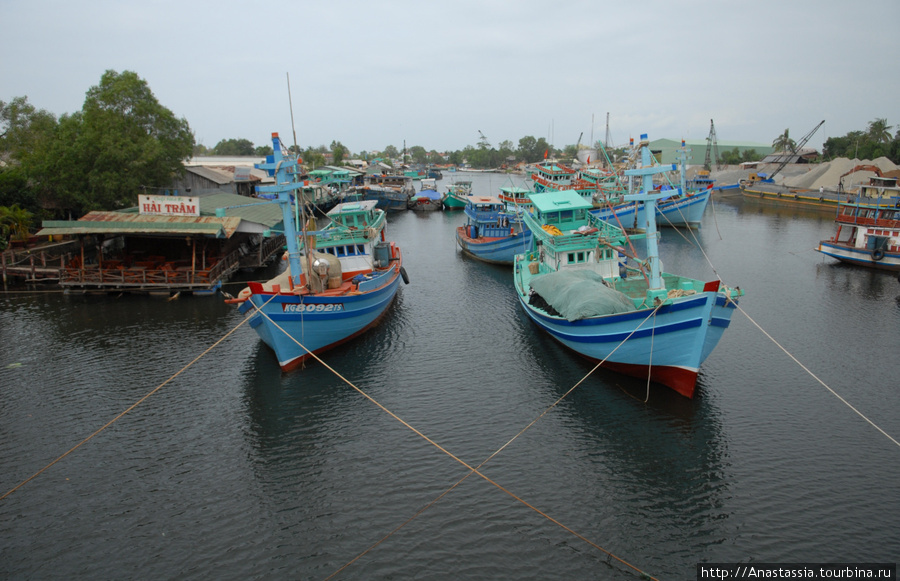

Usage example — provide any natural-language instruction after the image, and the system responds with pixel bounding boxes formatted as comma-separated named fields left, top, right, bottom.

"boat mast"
left=255, top=133, right=305, bottom=288
left=624, top=134, right=676, bottom=299
left=677, top=139, right=690, bottom=194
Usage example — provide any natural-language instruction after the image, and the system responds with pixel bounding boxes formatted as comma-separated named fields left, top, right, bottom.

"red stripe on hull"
left=591, top=359, right=699, bottom=398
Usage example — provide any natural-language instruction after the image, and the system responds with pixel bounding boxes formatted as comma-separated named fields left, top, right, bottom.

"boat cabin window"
left=567, top=251, right=587, bottom=264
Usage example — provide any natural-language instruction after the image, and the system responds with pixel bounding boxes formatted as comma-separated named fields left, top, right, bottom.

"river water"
left=2, top=172, right=899, bottom=580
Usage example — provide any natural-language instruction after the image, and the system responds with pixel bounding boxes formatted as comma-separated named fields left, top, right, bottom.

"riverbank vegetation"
left=3, top=68, right=899, bottom=244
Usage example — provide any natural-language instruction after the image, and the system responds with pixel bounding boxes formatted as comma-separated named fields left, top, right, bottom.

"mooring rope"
left=734, top=302, right=900, bottom=449
left=679, top=218, right=900, bottom=450
left=0, top=294, right=278, bottom=502
left=244, top=298, right=663, bottom=580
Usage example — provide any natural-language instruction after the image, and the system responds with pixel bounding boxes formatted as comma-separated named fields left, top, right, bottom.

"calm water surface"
left=2, top=173, right=899, bottom=580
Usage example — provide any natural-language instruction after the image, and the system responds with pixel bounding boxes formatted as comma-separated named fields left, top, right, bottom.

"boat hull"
left=515, top=281, right=738, bottom=397
left=592, top=189, right=711, bottom=229
left=359, top=188, right=410, bottom=211
left=239, top=267, right=402, bottom=371
left=442, top=194, right=468, bottom=210
left=816, top=241, right=900, bottom=271
left=456, top=227, right=532, bottom=265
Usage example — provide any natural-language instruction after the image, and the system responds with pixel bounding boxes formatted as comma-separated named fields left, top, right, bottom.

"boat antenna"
left=287, top=72, right=299, bottom=152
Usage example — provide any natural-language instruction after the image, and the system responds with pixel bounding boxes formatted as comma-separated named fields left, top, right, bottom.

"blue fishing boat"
left=590, top=140, right=712, bottom=229
left=350, top=173, right=415, bottom=211
left=409, top=178, right=443, bottom=211
left=591, top=186, right=712, bottom=230
left=456, top=195, right=532, bottom=265
left=229, top=132, right=409, bottom=372
left=513, top=134, right=743, bottom=398
left=816, top=176, right=900, bottom=271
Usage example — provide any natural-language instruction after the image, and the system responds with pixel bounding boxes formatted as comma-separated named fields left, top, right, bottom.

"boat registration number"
left=283, top=303, right=344, bottom=313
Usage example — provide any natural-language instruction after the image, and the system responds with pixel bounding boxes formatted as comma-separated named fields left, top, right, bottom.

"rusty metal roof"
left=38, top=211, right=241, bottom=238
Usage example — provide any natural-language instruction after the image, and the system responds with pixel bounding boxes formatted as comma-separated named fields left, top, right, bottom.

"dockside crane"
left=768, top=120, right=825, bottom=181
left=704, top=119, right=720, bottom=171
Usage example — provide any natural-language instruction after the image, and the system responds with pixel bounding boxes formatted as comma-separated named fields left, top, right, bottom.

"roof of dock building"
left=38, top=192, right=283, bottom=238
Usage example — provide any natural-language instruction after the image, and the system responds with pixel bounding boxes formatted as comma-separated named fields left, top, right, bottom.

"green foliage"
left=772, top=129, right=796, bottom=153
left=0, top=166, right=39, bottom=213
left=5, top=70, right=194, bottom=216
left=517, top=136, right=552, bottom=164
left=301, top=146, right=326, bottom=169
left=383, top=145, right=399, bottom=159
left=0, top=204, right=34, bottom=247
left=330, top=140, right=347, bottom=166
left=823, top=118, right=899, bottom=163
left=212, top=138, right=255, bottom=155
left=408, top=145, right=427, bottom=165
left=720, top=148, right=760, bottom=165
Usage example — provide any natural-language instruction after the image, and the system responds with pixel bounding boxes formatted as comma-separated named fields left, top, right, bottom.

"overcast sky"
left=3, top=0, right=898, bottom=156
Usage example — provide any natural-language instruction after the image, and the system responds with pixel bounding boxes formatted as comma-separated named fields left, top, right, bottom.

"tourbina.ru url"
left=697, top=564, right=896, bottom=580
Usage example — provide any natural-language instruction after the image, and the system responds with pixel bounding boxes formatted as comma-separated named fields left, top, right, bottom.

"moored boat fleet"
left=229, top=129, right=899, bottom=400
left=229, top=131, right=750, bottom=399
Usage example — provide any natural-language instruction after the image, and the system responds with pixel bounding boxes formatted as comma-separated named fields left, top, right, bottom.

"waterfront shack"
left=34, top=192, right=286, bottom=295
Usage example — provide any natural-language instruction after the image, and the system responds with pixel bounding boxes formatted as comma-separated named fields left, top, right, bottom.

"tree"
left=408, top=145, right=427, bottom=165
left=330, top=140, right=347, bottom=166
left=212, top=138, right=255, bottom=155
left=867, top=118, right=892, bottom=144
left=0, top=204, right=33, bottom=249
left=517, top=136, right=551, bottom=163
left=383, top=145, right=399, bottom=160
left=772, top=129, right=796, bottom=153
left=30, top=70, right=195, bottom=214
left=0, top=97, right=58, bottom=166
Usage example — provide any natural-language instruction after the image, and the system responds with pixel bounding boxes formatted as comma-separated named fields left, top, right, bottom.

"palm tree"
left=772, top=129, right=796, bottom=153
left=867, top=118, right=892, bottom=144
left=0, top=204, right=33, bottom=244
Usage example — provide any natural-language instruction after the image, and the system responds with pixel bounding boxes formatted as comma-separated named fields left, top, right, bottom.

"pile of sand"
left=781, top=157, right=899, bottom=190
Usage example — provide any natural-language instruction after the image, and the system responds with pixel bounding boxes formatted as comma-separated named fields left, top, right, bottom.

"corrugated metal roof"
left=37, top=212, right=241, bottom=238
left=198, top=193, right=283, bottom=228
left=186, top=165, right=237, bottom=185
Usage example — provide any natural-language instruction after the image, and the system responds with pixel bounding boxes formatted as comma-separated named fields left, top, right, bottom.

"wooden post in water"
left=2, top=252, right=7, bottom=289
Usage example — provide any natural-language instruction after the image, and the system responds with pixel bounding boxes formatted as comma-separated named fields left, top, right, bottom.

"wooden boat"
left=350, top=173, right=415, bottom=211
left=455, top=195, right=532, bottom=265
left=589, top=140, right=711, bottom=229
left=442, top=180, right=473, bottom=210
left=816, top=176, right=900, bottom=271
left=498, top=185, right=534, bottom=209
left=513, top=134, right=743, bottom=398
left=409, top=179, right=443, bottom=211
left=229, top=132, right=409, bottom=371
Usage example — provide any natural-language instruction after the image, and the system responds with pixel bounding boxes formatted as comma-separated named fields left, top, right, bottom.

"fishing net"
left=529, top=268, right=635, bottom=321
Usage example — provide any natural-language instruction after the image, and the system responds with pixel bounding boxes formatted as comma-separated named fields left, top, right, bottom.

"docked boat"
left=455, top=195, right=532, bottom=265
left=409, top=178, right=443, bottom=211
left=591, top=186, right=712, bottom=230
left=498, top=184, right=535, bottom=210
left=816, top=176, right=900, bottom=271
left=513, top=134, right=743, bottom=398
left=350, top=173, right=415, bottom=211
left=230, top=132, right=408, bottom=372
left=590, top=140, right=712, bottom=229
left=442, top=180, right=473, bottom=210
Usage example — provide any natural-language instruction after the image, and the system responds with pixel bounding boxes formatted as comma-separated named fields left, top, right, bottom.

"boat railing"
left=523, top=211, right=622, bottom=251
